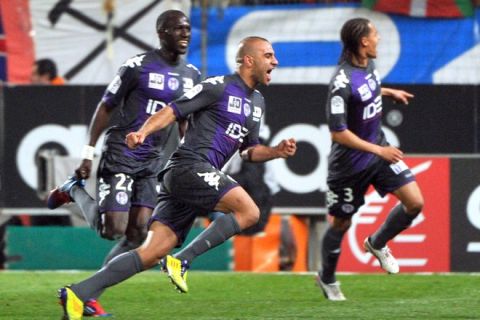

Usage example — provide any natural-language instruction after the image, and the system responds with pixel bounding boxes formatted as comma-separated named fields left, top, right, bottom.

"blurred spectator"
left=31, top=58, right=66, bottom=85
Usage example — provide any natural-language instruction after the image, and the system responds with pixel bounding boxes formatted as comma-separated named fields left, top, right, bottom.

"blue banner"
left=188, top=4, right=480, bottom=84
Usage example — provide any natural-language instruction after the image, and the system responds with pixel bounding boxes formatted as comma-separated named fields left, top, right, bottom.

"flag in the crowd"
left=0, top=6, right=6, bottom=82
left=362, top=0, right=474, bottom=18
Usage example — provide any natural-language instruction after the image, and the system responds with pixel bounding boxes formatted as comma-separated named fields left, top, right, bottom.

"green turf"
left=1, top=271, right=479, bottom=319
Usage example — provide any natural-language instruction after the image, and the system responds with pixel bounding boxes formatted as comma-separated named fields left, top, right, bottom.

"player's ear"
left=245, top=55, right=254, bottom=66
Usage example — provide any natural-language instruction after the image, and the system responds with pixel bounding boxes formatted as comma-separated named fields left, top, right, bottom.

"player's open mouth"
left=178, top=40, right=189, bottom=48
left=266, top=69, right=274, bottom=81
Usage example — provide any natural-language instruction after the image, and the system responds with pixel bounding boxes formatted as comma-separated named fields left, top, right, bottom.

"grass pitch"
left=1, top=271, right=479, bottom=319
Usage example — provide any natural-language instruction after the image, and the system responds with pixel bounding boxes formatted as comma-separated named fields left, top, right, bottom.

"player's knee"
left=406, top=199, right=423, bottom=216
left=101, top=224, right=126, bottom=240
left=332, top=217, right=351, bottom=231
left=244, top=206, right=260, bottom=227
left=125, top=226, right=148, bottom=244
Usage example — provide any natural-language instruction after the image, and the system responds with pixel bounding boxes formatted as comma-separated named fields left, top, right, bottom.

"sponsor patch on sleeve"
left=107, top=75, right=122, bottom=94
left=184, top=84, right=203, bottom=99
left=331, top=95, right=345, bottom=114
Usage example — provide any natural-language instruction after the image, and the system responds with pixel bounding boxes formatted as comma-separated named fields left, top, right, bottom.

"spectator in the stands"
left=31, top=58, right=66, bottom=85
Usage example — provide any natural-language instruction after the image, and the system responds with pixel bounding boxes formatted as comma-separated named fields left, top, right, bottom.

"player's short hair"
left=156, top=10, right=187, bottom=33
left=235, top=36, right=269, bottom=64
left=35, top=58, right=58, bottom=80
left=339, top=18, right=371, bottom=64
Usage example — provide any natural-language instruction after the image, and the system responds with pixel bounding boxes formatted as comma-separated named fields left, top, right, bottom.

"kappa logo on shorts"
left=98, top=178, right=111, bottom=206
left=197, top=172, right=221, bottom=190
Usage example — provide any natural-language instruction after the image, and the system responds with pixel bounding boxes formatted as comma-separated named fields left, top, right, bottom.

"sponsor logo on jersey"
left=252, top=106, right=262, bottom=122
left=358, top=83, right=372, bottom=102
left=184, top=84, right=203, bottom=99
left=168, top=77, right=179, bottom=90
left=332, top=69, right=349, bottom=93
left=225, top=123, right=249, bottom=142
left=146, top=99, right=166, bottom=115
left=148, top=73, right=164, bottom=90
left=243, top=103, right=251, bottom=117
left=197, top=172, right=221, bottom=190
left=183, top=77, right=194, bottom=91
left=362, top=95, right=382, bottom=120
left=228, top=96, right=242, bottom=114
left=330, top=95, right=344, bottom=114
left=107, top=75, right=122, bottom=94
left=116, top=191, right=129, bottom=205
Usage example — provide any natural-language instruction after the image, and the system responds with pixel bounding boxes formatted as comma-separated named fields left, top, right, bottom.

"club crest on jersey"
left=252, top=106, right=262, bottom=122
left=368, top=78, right=377, bottom=91
left=358, top=83, right=372, bottom=102
left=228, top=96, right=242, bottom=114
left=168, top=77, right=179, bottom=90
left=243, top=103, right=251, bottom=117
left=148, top=73, right=164, bottom=90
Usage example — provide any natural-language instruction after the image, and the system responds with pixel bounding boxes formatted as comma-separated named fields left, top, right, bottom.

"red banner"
left=0, top=0, right=34, bottom=83
left=338, top=157, right=451, bottom=272
left=362, top=0, right=474, bottom=18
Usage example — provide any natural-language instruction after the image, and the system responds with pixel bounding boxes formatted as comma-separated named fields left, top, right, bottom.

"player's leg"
left=174, top=186, right=257, bottom=264
left=59, top=219, right=178, bottom=319
left=366, top=181, right=423, bottom=259
left=365, top=162, right=423, bottom=273
left=102, top=206, right=152, bottom=264
left=316, top=215, right=350, bottom=301
left=317, top=172, right=369, bottom=301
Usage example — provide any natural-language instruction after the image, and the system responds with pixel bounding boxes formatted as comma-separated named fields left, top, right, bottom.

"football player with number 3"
left=317, top=18, right=424, bottom=301
left=56, top=36, right=296, bottom=319
left=48, top=10, right=200, bottom=317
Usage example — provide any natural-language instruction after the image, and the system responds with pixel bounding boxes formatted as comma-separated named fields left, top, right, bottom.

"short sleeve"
left=101, top=63, right=138, bottom=109
left=326, top=68, right=351, bottom=132
left=171, top=76, right=225, bottom=120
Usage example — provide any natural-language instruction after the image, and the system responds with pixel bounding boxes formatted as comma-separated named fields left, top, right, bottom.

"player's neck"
left=351, top=54, right=368, bottom=68
left=158, top=48, right=180, bottom=64
left=237, top=70, right=256, bottom=89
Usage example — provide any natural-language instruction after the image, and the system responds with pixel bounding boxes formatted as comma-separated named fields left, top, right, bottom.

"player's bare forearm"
left=241, top=138, right=296, bottom=162
left=331, top=129, right=402, bottom=163
left=332, top=129, right=382, bottom=155
left=125, top=106, right=176, bottom=149
left=140, top=105, right=176, bottom=136
left=381, top=87, right=414, bottom=105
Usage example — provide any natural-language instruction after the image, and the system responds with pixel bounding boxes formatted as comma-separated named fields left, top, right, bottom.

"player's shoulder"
left=253, top=89, right=265, bottom=102
left=329, top=62, right=352, bottom=94
left=185, top=62, right=201, bottom=76
left=120, top=51, right=151, bottom=69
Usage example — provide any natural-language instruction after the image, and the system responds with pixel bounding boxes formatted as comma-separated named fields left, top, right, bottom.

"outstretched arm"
left=331, top=129, right=403, bottom=163
left=125, top=105, right=177, bottom=149
left=381, top=87, right=414, bottom=105
left=240, top=138, right=296, bottom=162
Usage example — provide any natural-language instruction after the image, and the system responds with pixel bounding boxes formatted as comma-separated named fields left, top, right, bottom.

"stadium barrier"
left=1, top=85, right=480, bottom=272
